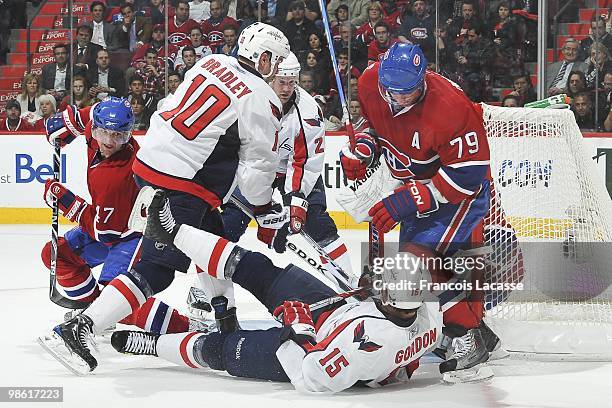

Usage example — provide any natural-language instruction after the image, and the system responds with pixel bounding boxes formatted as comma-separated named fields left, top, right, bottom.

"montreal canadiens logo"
left=380, top=139, right=414, bottom=179
left=413, top=53, right=421, bottom=66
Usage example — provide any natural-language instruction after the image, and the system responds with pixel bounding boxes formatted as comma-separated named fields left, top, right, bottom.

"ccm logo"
left=408, top=180, right=424, bottom=205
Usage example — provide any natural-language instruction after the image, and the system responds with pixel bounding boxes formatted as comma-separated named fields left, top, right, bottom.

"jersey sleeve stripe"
left=133, top=158, right=222, bottom=208
left=437, top=168, right=476, bottom=195
left=447, top=160, right=490, bottom=168
left=291, top=126, right=308, bottom=192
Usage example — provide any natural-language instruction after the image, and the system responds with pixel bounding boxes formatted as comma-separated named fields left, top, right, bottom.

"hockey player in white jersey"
left=110, top=190, right=489, bottom=392
left=223, top=52, right=355, bottom=278
left=40, top=22, right=291, bottom=374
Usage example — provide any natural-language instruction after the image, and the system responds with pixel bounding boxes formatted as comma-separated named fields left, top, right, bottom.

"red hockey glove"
left=44, top=179, right=88, bottom=223
left=368, top=180, right=439, bottom=233
left=288, top=192, right=308, bottom=234
left=274, top=300, right=316, bottom=349
left=339, top=133, right=379, bottom=180
left=254, top=202, right=290, bottom=253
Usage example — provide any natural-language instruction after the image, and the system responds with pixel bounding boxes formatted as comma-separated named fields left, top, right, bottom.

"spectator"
left=335, top=48, right=362, bottom=88
left=584, top=42, right=612, bottom=90
left=381, top=0, right=408, bottom=33
left=0, top=100, right=33, bottom=132
left=41, top=44, right=71, bottom=102
left=117, top=2, right=153, bottom=51
left=599, top=71, right=612, bottom=131
left=565, top=70, right=587, bottom=99
left=131, top=24, right=180, bottom=73
left=453, top=26, right=494, bottom=101
left=86, top=1, right=121, bottom=50
left=345, top=99, right=367, bottom=131
left=215, top=26, right=239, bottom=57
left=175, top=26, right=213, bottom=70
left=501, top=94, right=520, bottom=107
left=59, top=76, right=98, bottom=111
left=355, top=1, right=385, bottom=45
left=177, top=46, right=197, bottom=76
left=129, top=95, right=150, bottom=130
left=135, top=48, right=166, bottom=100
left=87, top=49, right=127, bottom=99
left=157, top=71, right=183, bottom=109
left=547, top=38, right=587, bottom=95
left=33, top=95, right=57, bottom=131
left=298, top=31, right=331, bottom=71
left=447, top=1, right=484, bottom=45
left=282, top=0, right=318, bottom=54
left=508, top=73, right=536, bottom=106
left=489, top=2, right=523, bottom=84
left=572, top=92, right=596, bottom=130
left=349, top=76, right=359, bottom=99
left=189, top=0, right=211, bottom=22
left=326, top=0, right=370, bottom=27
left=275, top=0, right=319, bottom=24
left=302, top=52, right=330, bottom=94
left=333, top=22, right=368, bottom=71
left=314, top=94, right=339, bottom=131
left=579, top=17, right=612, bottom=61
left=368, top=22, right=395, bottom=62
left=399, top=0, right=436, bottom=60
left=330, top=4, right=349, bottom=43
left=201, top=0, right=239, bottom=50
left=73, top=25, right=104, bottom=75
left=128, top=75, right=156, bottom=111
left=299, top=71, right=316, bottom=96
left=16, top=73, right=43, bottom=117
left=145, top=0, right=170, bottom=26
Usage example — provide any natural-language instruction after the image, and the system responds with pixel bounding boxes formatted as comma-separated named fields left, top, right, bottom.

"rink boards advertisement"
left=1, top=132, right=612, bottom=228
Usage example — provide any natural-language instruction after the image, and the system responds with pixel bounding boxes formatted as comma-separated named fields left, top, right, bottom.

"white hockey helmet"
left=375, top=251, right=426, bottom=310
left=238, top=22, right=290, bottom=77
left=276, top=51, right=301, bottom=79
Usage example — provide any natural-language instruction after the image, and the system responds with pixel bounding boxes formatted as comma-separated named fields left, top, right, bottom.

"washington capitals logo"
left=353, top=321, right=382, bottom=352
left=379, top=138, right=415, bottom=179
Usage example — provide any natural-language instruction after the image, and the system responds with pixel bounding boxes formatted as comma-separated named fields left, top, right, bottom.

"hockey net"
left=481, top=104, right=612, bottom=357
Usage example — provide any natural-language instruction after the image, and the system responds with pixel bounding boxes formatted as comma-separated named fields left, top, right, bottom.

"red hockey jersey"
left=200, top=16, right=239, bottom=50
left=168, top=16, right=201, bottom=46
left=61, top=105, right=141, bottom=244
left=358, top=65, right=490, bottom=204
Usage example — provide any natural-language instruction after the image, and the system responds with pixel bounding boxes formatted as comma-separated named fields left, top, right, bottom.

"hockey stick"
left=227, top=195, right=356, bottom=291
left=274, top=286, right=369, bottom=322
left=316, top=0, right=385, bottom=265
left=49, top=139, right=89, bottom=309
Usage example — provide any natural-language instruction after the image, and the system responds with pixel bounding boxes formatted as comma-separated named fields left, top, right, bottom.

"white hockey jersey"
left=276, top=301, right=442, bottom=393
left=277, top=86, right=325, bottom=197
left=134, top=54, right=284, bottom=208
left=174, top=44, right=213, bottom=72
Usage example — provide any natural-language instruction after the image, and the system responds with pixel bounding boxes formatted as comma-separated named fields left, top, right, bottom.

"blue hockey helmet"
left=92, top=97, right=134, bottom=145
left=378, top=43, right=427, bottom=104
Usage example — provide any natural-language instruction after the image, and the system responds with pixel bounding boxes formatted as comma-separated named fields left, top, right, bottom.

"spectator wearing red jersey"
left=0, top=100, right=34, bottom=132
left=330, top=4, right=349, bottom=43
left=131, top=24, right=179, bottom=72
left=168, top=0, right=201, bottom=46
left=355, top=1, right=384, bottom=45
left=368, top=22, right=397, bottom=62
left=447, top=1, right=484, bottom=45
left=201, top=0, right=239, bottom=51
left=331, top=48, right=361, bottom=92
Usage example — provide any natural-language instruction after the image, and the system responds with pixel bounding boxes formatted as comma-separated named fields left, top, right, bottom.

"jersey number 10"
left=160, top=74, right=231, bottom=140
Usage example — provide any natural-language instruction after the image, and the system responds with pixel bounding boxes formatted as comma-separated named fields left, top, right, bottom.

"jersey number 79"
left=160, top=74, right=231, bottom=140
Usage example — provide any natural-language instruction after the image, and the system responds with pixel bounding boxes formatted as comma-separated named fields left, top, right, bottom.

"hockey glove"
left=144, top=189, right=181, bottom=245
left=254, top=202, right=290, bottom=253
left=339, top=133, right=379, bottom=180
left=368, top=180, right=439, bottom=233
left=288, top=192, right=308, bottom=234
left=274, top=300, right=316, bottom=350
left=46, top=112, right=75, bottom=147
left=43, top=179, right=88, bottom=223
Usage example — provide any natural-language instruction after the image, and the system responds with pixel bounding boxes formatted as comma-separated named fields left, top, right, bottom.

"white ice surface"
left=0, top=225, right=610, bottom=408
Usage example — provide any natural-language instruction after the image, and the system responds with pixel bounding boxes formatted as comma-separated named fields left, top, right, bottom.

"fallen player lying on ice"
left=108, top=190, right=491, bottom=392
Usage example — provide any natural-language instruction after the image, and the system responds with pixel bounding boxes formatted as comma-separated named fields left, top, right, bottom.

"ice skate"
left=111, top=330, right=160, bottom=356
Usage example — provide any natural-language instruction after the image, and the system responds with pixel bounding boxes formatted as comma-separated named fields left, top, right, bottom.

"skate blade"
left=442, top=366, right=494, bottom=384
left=37, top=332, right=91, bottom=376
left=489, top=347, right=510, bottom=361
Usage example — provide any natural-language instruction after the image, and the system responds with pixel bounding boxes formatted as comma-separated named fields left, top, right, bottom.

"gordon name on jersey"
left=135, top=54, right=284, bottom=208
left=276, top=300, right=442, bottom=393
left=358, top=67, right=490, bottom=204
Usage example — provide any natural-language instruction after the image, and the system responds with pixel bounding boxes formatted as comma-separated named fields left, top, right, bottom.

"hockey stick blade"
left=128, top=186, right=156, bottom=233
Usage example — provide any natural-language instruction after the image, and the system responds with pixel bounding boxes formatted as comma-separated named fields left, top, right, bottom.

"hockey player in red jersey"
left=39, top=98, right=202, bottom=335
left=108, top=190, right=486, bottom=393
left=41, top=22, right=291, bottom=374
left=340, top=43, right=496, bottom=361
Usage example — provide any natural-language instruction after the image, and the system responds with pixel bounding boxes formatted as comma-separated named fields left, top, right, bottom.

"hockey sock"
left=174, top=225, right=242, bottom=280
left=85, top=272, right=147, bottom=334
left=156, top=332, right=211, bottom=369
left=41, top=238, right=101, bottom=302
left=122, top=297, right=189, bottom=334
left=197, top=271, right=236, bottom=308
left=320, top=237, right=354, bottom=276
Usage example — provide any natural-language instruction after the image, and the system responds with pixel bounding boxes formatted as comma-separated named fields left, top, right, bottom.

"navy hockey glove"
left=288, top=192, right=308, bottom=234
left=368, top=180, right=439, bottom=233
left=43, top=179, right=88, bottom=223
left=274, top=300, right=316, bottom=350
left=254, top=202, right=290, bottom=253
left=339, top=133, right=379, bottom=180
left=46, top=111, right=74, bottom=147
